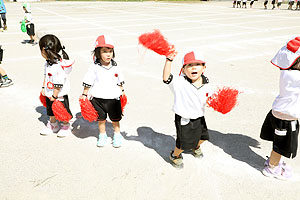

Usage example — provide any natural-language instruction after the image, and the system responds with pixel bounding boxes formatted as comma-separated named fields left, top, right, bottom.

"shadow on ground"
left=123, top=126, right=175, bottom=162
left=36, top=106, right=48, bottom=125
left=71, top=112, right=119, bottom=139
left=209, top=130, right=265, bottom=171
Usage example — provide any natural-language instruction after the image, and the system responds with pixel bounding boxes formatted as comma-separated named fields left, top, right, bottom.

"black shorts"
left=46, top=95, right=73, bottom=119
left=260, top=110, right=299, bottom=158
left=26, top=23, right=35, bottom=36
left=91, top=97, right=122, bottom=122
left=264, top=0, right=268, bottom=5
left=175, top=114, right=209, bottom=150
left=272, top=0, right=275, bottom=4
left=277, top=2, right=282, bottom=6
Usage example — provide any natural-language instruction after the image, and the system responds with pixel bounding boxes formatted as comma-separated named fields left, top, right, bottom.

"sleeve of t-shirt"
left=44, top=63, right=47, bottom=76
left=168, top=74, right=180, bottom=93
left=52, top=64, right=65, bottom=87
left=82, top=65, right=96, bottom=87
left=116, top=67, right=125, bottom=86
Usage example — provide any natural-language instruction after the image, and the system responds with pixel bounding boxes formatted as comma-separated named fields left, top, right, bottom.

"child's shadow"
left=123, top=127, right=175, bottom=162
left=21, top=39, right=31, bottom=44
left=71, top=112, right=100, bottom=139
left=36, top=106, right=49, bottom=125
left=71, top=112, right=117, bottom=139
left=209, top=130, right=265, bottom=171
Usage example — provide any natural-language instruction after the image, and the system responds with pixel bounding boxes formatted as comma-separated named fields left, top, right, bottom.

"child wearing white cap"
left=260, top=37, right=300, bottom=180
left=163, top=50, right=212, bottom=169
left=20, top=2, right=36, bottom=44
left=80, top=35, right=125, bottom=148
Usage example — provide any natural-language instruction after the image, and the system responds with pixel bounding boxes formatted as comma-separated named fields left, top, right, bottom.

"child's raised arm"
left=163, top=59, right=172, bottom=82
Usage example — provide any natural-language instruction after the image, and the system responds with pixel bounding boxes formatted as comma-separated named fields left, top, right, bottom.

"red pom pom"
left=52, top=100, right=72, bottom=122
left=39, top=93, right=47, bottom=107
left=120, top=94, right=127, bottom=113
left=207, top=87, right=239, bottom=114
left=79, top=98, right=98, bottom=122
left=138, top=29, right=176, bottom=57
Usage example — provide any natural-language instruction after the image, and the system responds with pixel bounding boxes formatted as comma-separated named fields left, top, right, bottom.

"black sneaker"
left=192, top=147, right=204, bottom=159
left=0, top=78, right=13, bottom=88
left=169, top=151, right=184, bottom=169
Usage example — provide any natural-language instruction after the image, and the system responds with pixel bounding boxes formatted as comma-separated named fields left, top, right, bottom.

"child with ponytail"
left=39, top=34, right=74, bottom=137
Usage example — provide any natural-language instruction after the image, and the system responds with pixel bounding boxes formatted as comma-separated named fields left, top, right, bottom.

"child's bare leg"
left=112, top=121, right=120, bottom=133
left=0, top=67, right=6, bottom=76
left=196, top=140, right=205, bottom=149
left=98, top=120, right=106, bottom=133
left=49, top=116, right=57, bottom=123
left=173, top=147, right=184, bottom=157
left=269, top=150, right=281, bottom=166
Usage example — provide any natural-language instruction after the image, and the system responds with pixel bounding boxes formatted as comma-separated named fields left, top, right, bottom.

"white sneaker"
left=57, top=124, right=71, bottom=138
left=40, top=121, right=60, bottom=136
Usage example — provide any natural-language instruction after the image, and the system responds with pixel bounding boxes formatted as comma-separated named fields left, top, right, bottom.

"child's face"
left=100, top=47, right=113, bottom=65
left=183, top=62, right=206, bottom=81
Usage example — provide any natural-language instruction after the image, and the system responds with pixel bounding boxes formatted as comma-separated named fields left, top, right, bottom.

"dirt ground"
left=1, top=0, right=300, bottom=199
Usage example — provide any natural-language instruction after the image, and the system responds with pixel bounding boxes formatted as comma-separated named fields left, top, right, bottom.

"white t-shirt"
left=82, top=61, right=125, bottom=99
left=24, top=12, right=34, bottom=24
left=272, top=70, right=300, bottom=119
left=168, top=75, right=212, bottom=119
left=44, top=61, right=71, bottom=100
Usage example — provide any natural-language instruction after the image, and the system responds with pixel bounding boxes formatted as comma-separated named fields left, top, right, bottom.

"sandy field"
left=1, top=0, right=300, bottom=199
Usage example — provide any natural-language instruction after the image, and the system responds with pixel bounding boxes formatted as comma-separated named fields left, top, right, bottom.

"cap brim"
left=271, top=45, right=300, bottom=69
left=183, top=59, right=205, bottom=66
left=96, top=44, right=114, bottom=49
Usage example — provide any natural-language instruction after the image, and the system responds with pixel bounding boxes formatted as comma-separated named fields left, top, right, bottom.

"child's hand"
left=166, top=45, right=177, bottom=61
left=79, top=94, right=87, bottom=100
left=41, top=88, right=45, bottom=96
left=50, top=96, right=56, bottom=101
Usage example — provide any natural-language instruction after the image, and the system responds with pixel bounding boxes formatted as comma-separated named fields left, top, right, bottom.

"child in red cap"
left=260, top=37, right=300, bottom=180
left=163, top=50, right=212, bottom=169
left=80, top=35, right=125, bottom=148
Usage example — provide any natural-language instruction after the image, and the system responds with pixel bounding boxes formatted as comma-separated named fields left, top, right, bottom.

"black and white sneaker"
left=0, top=78, right=13, bottom=88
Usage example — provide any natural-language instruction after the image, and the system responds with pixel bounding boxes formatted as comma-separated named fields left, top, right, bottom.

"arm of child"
left=41, top=77, right=45, bottom=96
left=80, top=87, right=89, bottom=100
left=51, top=87, right=60, bottom=101
left=163, top=59, right=172, bottom=82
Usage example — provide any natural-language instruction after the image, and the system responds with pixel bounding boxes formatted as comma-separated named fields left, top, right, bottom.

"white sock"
left=100, top=132, right=107, bottom=136
left=50, top=121, right=58, bottom=126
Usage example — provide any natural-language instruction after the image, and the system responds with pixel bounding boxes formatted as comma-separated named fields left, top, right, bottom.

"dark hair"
left=290, top=57, right=300, bottom=71
left=93, top=47, right=115, bottom=64
left=39, top=34, right=69, bottom=64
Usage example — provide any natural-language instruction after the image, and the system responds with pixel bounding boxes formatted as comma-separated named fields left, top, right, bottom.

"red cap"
left=271, top=37, right=300, bottom=70
left=95, top=35, right=114, bottom=49
left=182, top=51, right=206, bottom=67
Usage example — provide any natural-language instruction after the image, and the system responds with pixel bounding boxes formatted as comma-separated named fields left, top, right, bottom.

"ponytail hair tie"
left=62, top=46, right=65, bottom=50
